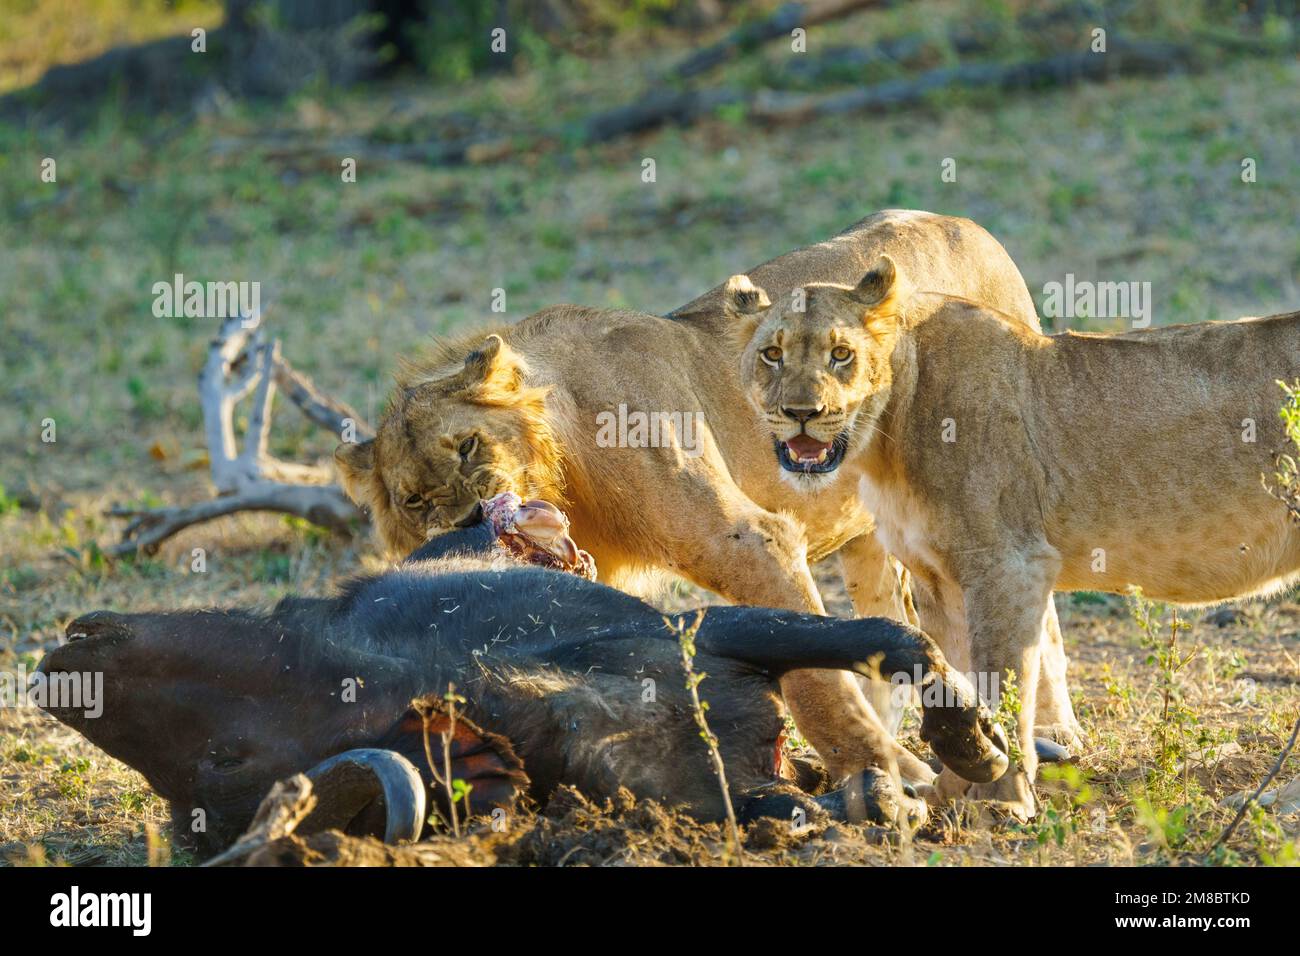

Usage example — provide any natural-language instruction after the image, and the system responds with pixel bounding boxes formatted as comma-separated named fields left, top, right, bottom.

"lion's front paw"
left=487, top=495, right=597, bottom=580
left=829, top=768, right=928, bottom=831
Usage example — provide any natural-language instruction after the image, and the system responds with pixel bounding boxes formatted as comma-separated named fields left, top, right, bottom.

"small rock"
left=822, top=825, right=847, bottom=843
left=1203, top=606, right=1248, bottom=627
left=1222, top=774, right=1300, bottom=813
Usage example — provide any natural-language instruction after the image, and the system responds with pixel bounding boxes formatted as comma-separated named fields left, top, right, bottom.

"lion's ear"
left=852, top=256, right=906, bottom=341
left=334, top=439, right=376, bottom=504
left=722, top=274, right=772, bottom=316
left=462, top=334, right=524, bottom=398
left=851, top=256, right=899, bottom=307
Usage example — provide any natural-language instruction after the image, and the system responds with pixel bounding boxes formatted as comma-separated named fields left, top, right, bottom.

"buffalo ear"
left=461, top=334, right=524, bottom=397
left=385, top=697, right=531, bottom=816
left=722, top=274, right=772, bottom=316
left=334, top=439, right=376, bottom=504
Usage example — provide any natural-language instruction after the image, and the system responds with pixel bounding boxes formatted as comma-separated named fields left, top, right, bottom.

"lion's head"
left=334, top=334, right=563, bottom=556
left=730, top=256, right=906, bottom=489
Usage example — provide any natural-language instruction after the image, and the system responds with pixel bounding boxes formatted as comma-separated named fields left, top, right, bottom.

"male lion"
left=334, top=210, right=1067, bottom=799
left=733, top=254, right=1300, bottom=818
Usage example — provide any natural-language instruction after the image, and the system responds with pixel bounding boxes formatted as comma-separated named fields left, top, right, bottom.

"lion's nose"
left=782, top=406, right=824, bottom=424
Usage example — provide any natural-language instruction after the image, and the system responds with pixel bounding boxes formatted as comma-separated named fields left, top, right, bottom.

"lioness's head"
left=731, top=256, right=906, bottom=489
left=334, top=334, right=561, bottom=556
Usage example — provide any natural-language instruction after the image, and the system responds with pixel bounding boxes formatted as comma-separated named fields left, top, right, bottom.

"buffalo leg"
left=687, top=606, right=1008, bottom=786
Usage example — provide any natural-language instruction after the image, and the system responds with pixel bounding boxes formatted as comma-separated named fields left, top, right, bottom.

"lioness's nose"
left=782, top=406, right=824, bottom=424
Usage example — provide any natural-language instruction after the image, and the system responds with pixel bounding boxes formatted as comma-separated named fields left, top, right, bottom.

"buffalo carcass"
left=39, top=495, right=1008, bottom=858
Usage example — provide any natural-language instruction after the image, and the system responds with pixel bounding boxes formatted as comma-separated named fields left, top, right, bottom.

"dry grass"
left=1, top=0, right=1298, bottom=865
left=0, top=0, right=223, bottom=94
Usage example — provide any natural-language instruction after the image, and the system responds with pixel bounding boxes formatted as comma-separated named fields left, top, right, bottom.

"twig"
left=670, top=610, right=744, bottom=866
left=420, top=688, right=467, bottom=838
left=108, top=484, right=359, bottom=556
left=1210, top=712, right=1300, bottom=855
left=204, top=774, right=317, bottom=867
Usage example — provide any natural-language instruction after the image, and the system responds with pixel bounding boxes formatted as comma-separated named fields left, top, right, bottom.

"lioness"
left=334, top=211, right=1070, bottom=796
left=732, top=254, right=1300, bottom=818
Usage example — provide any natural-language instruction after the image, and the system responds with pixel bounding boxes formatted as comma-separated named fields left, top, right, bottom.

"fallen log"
left=582, top=37, right=1207, bottom=142
left=749, top=39, right=1203, bottom=123
left=668, top=0, right=883, bottom=80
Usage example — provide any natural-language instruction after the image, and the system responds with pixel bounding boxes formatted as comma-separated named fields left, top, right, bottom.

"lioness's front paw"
left=932, top=766, right=972, bottom=804
left=967, top=770, right=1036, bottom=823
left=931, top=766, right=1035, bottom=824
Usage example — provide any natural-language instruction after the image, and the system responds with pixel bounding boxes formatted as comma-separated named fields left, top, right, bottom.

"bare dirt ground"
left=2, top=1, right=1298, bottom=865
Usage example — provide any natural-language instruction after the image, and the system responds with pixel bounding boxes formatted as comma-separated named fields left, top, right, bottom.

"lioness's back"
left=671, top=209, right=1038, bottom=332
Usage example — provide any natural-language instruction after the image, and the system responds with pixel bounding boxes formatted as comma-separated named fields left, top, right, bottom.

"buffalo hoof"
left=918, top=672, right=1010, bottom=785
left=1034, top=737, right=1074, bottom=764
left=301, top=748, right=427, bottom=844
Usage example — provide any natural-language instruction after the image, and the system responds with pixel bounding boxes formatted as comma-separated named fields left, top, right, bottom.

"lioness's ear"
left=722, top=274, right=772, bottom=316
left=334, top=439, right=376, bottom=504
left=851, top=255, right=899, bottom=307
left=462, top=334, right=524, bottom=397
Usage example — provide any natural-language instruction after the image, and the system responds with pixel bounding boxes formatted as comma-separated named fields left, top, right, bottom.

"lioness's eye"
left=830, top=346, right=853, bottom=364
left=404, top=493, right=423, bottom=509
left=459, top=436, right=477, bottom=459
left=760, top=346, right=783, bottom=366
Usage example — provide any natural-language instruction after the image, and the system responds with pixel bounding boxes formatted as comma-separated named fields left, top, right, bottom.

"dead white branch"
left=110, top=310, right=371, bottom=556
left=204, top=774, right=318, bottom=867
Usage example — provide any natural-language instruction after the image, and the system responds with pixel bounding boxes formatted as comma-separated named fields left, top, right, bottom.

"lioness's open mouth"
left=775, top=432, right=848, bottom=475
